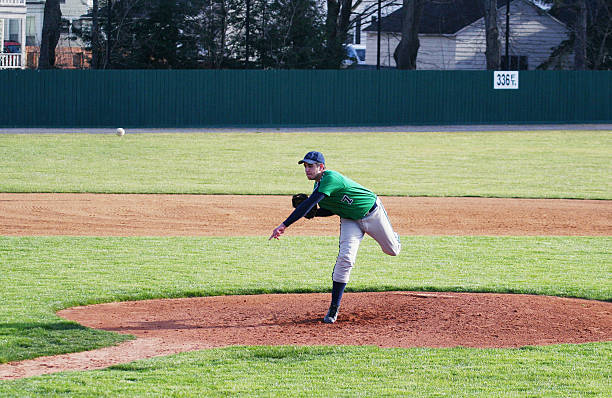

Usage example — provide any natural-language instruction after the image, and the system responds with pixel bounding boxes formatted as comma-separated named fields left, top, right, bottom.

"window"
left=26, top=16, right=36, bottom=46
left=355, top=48, right=365, bottom=62
left=501, top=55, right=528, bottom=70
left=73, top=53, right=83, bottom=68
left=9, top=19, right=20, bottom=42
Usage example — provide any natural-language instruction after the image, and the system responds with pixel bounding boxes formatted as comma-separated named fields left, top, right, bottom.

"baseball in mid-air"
left=116, top=128, right=125, bottom=137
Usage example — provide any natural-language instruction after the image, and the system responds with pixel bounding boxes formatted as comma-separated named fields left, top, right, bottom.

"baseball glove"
left=292, top=193, right=317, bottom=219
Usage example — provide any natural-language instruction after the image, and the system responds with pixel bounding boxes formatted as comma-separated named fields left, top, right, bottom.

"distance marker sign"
left=494, top=71, right=519, bottom=89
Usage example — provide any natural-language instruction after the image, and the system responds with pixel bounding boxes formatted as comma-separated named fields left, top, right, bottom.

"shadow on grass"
left=0, top=321, right=86, bottom=333
left=0, top=321, right=133, bottom=364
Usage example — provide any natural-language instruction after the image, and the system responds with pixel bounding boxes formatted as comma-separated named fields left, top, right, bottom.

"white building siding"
left=365, top=33, right=456, bottom=69
left=454, top=18, right=486, bottom=69
left=365, top=32, right=399, bottom=67
left=418, top=35, right=457, bottom=69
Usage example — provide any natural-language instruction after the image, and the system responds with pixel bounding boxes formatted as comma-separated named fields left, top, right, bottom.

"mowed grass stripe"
left=1, top=345, right=611, bottom=397
left=0, top=131, right=610, bottom=198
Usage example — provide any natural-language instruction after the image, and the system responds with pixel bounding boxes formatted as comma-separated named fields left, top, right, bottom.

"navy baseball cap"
left=298, top=151, right=325, bottom=165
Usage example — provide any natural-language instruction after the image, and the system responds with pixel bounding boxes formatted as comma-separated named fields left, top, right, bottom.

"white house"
left=1, top=0, right=27, bottom=69
left=363, top=0, right=573, bottom=69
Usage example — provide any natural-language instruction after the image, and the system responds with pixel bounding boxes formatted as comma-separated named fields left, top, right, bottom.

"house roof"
left=364, top=0, right=512, bottom=35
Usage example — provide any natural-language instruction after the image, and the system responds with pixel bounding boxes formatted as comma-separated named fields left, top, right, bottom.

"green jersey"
left=314, top=170, right=376, bottom=220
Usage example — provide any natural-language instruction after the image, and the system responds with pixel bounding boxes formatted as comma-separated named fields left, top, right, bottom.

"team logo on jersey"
left=341, top=195, right=354, bottom=205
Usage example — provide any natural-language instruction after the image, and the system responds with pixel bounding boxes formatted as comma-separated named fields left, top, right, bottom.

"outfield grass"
left=2, top=344, right=610, bottom=397
left=0, top=131, right=610, bottom=198
left=0, top=236, right=610, bottom=365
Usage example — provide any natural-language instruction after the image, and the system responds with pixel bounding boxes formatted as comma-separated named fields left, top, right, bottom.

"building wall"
left=1, top=0, right=27, bottom=68
left=365, top=31, right=399, bottom=67
left=418, top=35, right=457, bottom=69
left=454, top=0, right=571, bottom=70
left=365, top=34, right=457, bottom=69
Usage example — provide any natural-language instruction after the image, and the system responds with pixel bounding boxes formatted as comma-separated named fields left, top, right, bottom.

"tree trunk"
left=574, top=0, right=587, bottom=69
left=105, top=0, right=113, bottom=69
left=483, top=0, right=500, bottom=70
left=38, top=0, right=62, bottom=69
left=91, top=0, right=100, bottom=69
left=324, top=0, right=353, bottom=68
left=393, top=0, right=424, bottom=70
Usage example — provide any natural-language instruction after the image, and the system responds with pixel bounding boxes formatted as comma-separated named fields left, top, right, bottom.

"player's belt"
left=364, top=201, right=378, bottom=217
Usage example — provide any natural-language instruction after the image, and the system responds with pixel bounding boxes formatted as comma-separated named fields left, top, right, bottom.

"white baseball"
left=116, top=128, right=125, bottom=137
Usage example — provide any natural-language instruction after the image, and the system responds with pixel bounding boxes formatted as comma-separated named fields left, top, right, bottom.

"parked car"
left=342, top=44, right=366, bottom=67
left=3, top=41, right=21, bottom=53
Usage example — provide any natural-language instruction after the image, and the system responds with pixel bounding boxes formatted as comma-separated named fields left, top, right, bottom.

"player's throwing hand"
left=269, top=223, right=286, bottom=240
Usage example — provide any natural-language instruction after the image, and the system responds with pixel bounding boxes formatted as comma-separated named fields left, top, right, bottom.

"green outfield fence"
left=1, top=70, right=610, bottom=127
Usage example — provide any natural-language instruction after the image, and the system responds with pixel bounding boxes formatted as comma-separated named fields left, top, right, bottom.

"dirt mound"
left=60, top=292, right=612, bottom=349
left=2, top=292, right=610, bottom=380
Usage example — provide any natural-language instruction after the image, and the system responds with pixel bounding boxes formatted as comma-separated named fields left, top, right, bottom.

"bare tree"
left=393, top=0, right=425, bottom=69
left=591, top=0, right=611, bottom=69
left=546, top=0, right=611, bottom=70
left=483, top=0, right=500, bottom=69
left=573, top=0, right=587, bottom=69
left=39, top=0, right=62, bottom=69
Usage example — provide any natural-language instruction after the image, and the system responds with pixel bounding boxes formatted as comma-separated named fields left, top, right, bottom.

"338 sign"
left=494, top=71, right=519, bottom=89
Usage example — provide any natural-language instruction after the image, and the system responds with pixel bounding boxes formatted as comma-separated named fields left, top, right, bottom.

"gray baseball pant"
left=332, top=197, right=401, bottom=283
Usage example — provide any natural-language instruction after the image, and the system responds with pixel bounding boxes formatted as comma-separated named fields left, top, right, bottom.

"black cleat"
left=323, top=304, right=339, bottom=324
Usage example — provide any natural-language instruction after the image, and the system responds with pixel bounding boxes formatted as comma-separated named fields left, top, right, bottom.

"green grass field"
left=2, top=345, right=610, bottom=397
left=0, top=130, right=610, bottom=198
left=1, top=130, right=611, bottom=396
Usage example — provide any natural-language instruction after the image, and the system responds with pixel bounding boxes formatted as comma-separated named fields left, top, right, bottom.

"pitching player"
left=270, top=151, right=401, bottom=323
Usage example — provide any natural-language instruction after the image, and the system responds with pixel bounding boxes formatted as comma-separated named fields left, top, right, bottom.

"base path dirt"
left=0, top=194, right=610, bottom=380
left=1, top=193, right=611, bottom=236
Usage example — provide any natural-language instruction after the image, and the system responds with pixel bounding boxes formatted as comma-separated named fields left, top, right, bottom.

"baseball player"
left=270, top=151, right=401, bottom=323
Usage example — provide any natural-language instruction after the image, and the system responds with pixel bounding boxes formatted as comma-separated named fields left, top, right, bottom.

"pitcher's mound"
left=59, top=292, right=612, bottom=349
left=4, top=291, right=611, bottom=380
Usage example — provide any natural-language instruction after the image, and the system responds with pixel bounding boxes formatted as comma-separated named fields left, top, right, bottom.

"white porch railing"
left=0, top=53, right=22, bottom=68
left=0, top=0, right=27, bottom=6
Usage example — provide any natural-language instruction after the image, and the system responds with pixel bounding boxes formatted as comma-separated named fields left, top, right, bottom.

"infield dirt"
left=0, top=194, right=610, bottom=380
left=1, top=193, right=611, bottom=236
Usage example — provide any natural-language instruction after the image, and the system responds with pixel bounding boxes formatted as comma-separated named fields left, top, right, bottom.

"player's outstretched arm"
left=271, top=192, right=327, bottom=240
